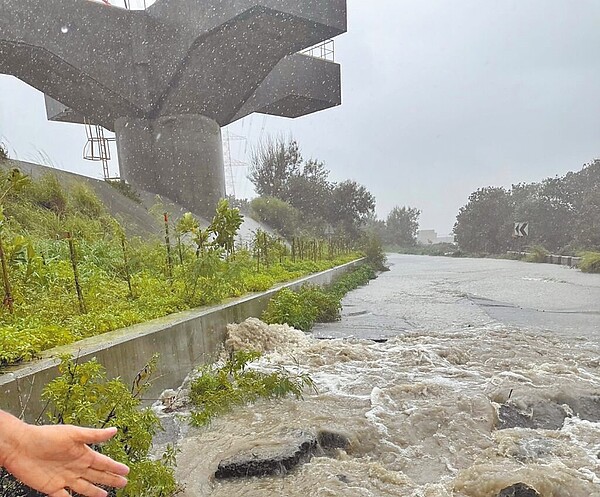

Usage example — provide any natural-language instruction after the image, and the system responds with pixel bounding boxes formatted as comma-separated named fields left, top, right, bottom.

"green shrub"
left=105, top=179, right=142, bottom=204
left=0, top=144, right=8, bottom=162
left=363, top=234, right=388, bottom=271
left=299, top=285, right=341, bottom=323
left=0, top=355, right=179, bottom=497
left=189, top=350, right=315, bottom=427
left=330, top=264, right=375, bottom=298
left=525, top=245, right=549, bottom=263
left=262, top=264, right=375, bottom=331
left=579, top=251, right=600, bottom=273
left=249, top=196, right=300, bottom=238
left=262, top=287, right=318, bottom=331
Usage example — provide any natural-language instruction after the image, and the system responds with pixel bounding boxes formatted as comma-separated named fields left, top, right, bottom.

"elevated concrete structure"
left=0, top=0, right=346, bottom=217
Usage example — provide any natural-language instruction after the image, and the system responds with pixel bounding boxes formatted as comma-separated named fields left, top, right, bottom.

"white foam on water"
left=169, top=314, right=600, bottom=497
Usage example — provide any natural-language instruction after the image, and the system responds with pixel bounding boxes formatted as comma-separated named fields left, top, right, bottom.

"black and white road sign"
left=514, top=222, right=529, bottom=237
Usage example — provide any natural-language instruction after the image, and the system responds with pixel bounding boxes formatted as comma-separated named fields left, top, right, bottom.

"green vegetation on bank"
left=387, top=242, right=458, bottom=257
left=262, top=264, right=377, bottom=331
left=0, top=169, right=361, bottom=368
left=579, top=252, right=600, bottom=273
left=0, top=355, right=178, bottom=497
left=524, top=245, right=550, bottom=263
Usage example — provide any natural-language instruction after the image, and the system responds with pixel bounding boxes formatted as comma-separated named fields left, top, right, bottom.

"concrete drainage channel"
left=0, top=259, right=364, bottom=422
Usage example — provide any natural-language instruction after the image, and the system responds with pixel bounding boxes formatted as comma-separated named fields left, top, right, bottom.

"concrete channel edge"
left=0, top=259, right=364, bottom=421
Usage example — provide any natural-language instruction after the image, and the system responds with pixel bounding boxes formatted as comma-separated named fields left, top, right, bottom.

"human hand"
left=0, top=411, right=129, bottom=497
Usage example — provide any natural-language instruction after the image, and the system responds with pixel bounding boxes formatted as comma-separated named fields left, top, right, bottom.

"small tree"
left=329, top=180, right=376, bottom=237
left=385, top=206, right=420, bottom=247
left=248, top=136, right=302, bottom=199
left=210, top=198, right=244, bottom=257
left=249, top=196, right=300, bottom=239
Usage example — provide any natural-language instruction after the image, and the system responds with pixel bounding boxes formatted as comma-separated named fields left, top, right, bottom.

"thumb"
left=74, top=426, right=118, bottom=444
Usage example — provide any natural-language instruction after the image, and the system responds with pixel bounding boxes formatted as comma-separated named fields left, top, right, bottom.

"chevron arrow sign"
left=514, top=222, right=529, bottom=237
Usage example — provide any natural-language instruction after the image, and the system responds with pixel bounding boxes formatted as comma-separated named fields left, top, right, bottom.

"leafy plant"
left=189, top=350, right=315, bottom=427
left=363, top=234, right=388, bottom=271
left=525, top=245, right=549, bottom=263
left=249, top=196, right=300, bottom=238
left=210, top=198, right=243, bottom=257
left=0, top=144, right=8, bottom=162
left=262, top=264, right=375, bottom=331
left=579, top=251, right=600, bottom=273
left=0, top=355, right=179, bottom=496
left=41, top=355, right=178, bottom=497
left=262, top=287, right=319, bottom=332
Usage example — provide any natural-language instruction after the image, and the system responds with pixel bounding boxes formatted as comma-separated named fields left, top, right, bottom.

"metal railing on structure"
left=301, top=39, right=335, bottom=62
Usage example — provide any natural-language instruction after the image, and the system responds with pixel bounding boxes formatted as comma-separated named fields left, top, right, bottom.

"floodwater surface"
left=159, top=254, right=600, bottom=497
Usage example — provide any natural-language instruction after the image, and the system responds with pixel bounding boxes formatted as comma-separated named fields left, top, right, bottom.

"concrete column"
left=115, top=114, right=225, bottom=219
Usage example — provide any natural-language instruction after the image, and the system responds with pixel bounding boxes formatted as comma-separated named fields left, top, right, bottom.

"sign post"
left=512, top=222, right=529, bottom=255
left=513, top=222, right=529, bottom=238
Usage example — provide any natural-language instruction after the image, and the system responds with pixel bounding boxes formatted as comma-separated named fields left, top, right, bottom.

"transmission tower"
left=223, top=128, right=247, bottom=198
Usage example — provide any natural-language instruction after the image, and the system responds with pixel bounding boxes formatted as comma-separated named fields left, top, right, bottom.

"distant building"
left=417, top=230, right=437, bottom=245
left=417, top=230, right=455, bottom=245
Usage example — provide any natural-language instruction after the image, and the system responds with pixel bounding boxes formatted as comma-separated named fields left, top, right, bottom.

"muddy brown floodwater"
left=154, top=254, right=600, bottom=497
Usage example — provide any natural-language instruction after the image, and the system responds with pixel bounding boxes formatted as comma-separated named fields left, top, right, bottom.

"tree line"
left=454, top=159, right=600, bottom=254
left=247, top=136, right=421, bottom=245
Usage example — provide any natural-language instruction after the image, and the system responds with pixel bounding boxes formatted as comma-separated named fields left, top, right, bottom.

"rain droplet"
left=61, top=26, right=69, bottom=34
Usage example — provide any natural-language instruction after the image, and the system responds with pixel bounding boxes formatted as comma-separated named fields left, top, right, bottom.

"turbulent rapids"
left=154, top=255, right=600, bottom=497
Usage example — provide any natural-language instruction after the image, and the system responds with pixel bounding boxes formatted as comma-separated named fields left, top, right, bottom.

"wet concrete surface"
left=314, top=254, right=600, bottom=341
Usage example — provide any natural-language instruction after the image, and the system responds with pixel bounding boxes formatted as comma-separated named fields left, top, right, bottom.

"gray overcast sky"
left=1, top=0, right=599, bottom=234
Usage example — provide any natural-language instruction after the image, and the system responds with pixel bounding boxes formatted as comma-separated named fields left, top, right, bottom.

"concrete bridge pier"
left=1, top=0, right=347, bottom=219
left=115, top=114, right=225, bottom=217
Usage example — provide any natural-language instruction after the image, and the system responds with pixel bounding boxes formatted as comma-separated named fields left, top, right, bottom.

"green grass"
left=525, top=245, right=550, bottom=263
left=579, top=251, right=600, bottom=273
left=0, top=170, right=361, bottom=368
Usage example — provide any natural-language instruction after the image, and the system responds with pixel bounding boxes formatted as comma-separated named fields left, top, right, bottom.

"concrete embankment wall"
left=507, top=251, right=582, bottom=268
left=0, top=260, right=363, bottom=422
left=545, top=254, right=582, bottom=267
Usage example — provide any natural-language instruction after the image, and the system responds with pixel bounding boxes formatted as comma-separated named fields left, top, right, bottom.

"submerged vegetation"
left=0, top=168, right=361, bottom=368
left=189, top=350, right=315, bottom=427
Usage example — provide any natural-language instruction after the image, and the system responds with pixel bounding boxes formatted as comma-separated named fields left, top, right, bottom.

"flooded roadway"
left=165, top=254, right=600, bottom=497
